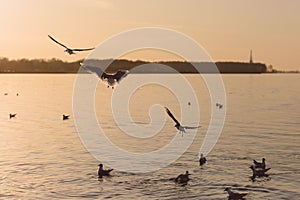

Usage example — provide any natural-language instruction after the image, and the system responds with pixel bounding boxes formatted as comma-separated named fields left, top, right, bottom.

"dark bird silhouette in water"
left=199, top=153, right=206, bottom=166
left=98, top=164, right=113, bottom=178
left=253, top=158, right=266, bottom=169
left=9, top=113, right=17, bottom=119
left=224, top=187, right=247, bottom=200
left=164, top=107, right=200, bottom=135
left=82, top=64, right=129, bottom=89
left=63, top=114, right=70, bottom=120
left=175, top=171, right=190, bottom=184
left=48, top=35, right=94, bottom=55
left=216, top=103, right=223, bottom=109
left=249, top=165, right=271, bottom=179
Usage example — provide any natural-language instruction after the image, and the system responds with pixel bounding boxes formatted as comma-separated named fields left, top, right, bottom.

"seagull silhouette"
left=249, top=165, right=271, bottom=179
left=165, top=107, right=200, bottom=135
left=98, top=164, right=113, bottom=178
left=9, top=113, right=17, bottom=119
left=216, top=103, right=223, bottom=109
left=48, top=35, right=94, bottom=55
left=63, top=114, right=70, bottom=120
left=199, top=153, right=207, bottom=166
left=82, top=64, right=129, bottom=89
left=224, top=187, right=247, bottom=200
left=175, top=171, right=190, bottom=184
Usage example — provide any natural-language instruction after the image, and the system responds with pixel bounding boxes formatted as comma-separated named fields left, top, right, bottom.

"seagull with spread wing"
left=165, top=107, right=200, bottom=134
left=62, top=114, right=70, bottom=120
left=48, top=35, right=94, bottom=55
left=224, top=187, right=247, bottom=200
left=81, top=64, right=129, bottom=89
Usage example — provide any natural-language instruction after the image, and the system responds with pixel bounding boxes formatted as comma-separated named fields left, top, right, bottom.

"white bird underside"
left=81, top=64, right=129, bottom=89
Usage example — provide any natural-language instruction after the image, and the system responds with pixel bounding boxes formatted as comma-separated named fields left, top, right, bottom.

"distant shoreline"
left=0, top=57, right=297, bottom=74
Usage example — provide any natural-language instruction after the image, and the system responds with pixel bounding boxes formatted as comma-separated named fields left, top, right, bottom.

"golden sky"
left=0, top=0, right=299, bottom=70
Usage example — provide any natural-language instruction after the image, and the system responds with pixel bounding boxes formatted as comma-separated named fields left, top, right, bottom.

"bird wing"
left=72, top=47, right=95, bottom=52
left=240, top=193, right=248, bottom=197
left=103, top=169, right=113, bottom=174
left=175, top=174, right=183, bottom=181
left=48, top=35, right=68, bottom=49
left=113, top=70, right=129, bottom=82
left=81, top=64, right=106, bottom=79
left=184, top=125, right=201, bottom=129
left=107, top=169, right=113, bottom=173
left=165, top=107, right=181, bottom=126
left=253, top=160, right=259, bottom=165
left=263, top=168, right=271, bottom=173
left=233, top=192, right=247, bottom=198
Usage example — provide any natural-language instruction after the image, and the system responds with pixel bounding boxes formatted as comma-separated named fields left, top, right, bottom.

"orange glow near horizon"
left=0, top=0, right=299, bottom=70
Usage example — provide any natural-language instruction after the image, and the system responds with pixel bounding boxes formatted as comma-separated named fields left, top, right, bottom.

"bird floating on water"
left=216, top=103, right=223, bottom=109
left=82, top=64, right=129, bottom=89
left=9, top=113, right=17, bottom=119
left=63, top=114, right=70, bottom=120
left=175, top=171, right=190, bottom=184
left=249, top=165, right=271, bottom=179
left=98, top=164, right=113, bottom=178
left=224, top=187, right=247, bottom=200
left=164, top=107, right=200, bottom=135
left=48, top=35, right=94, bottom=55
left=199, top=153, right=206, bottom=166
left=253, top=158, right=266, bottom=169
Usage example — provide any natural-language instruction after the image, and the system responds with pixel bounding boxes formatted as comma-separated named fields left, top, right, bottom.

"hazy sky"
left=0, top=0, right=299, bottom=70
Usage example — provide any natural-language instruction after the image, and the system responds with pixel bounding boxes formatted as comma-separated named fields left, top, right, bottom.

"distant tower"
left=250, top=50, right=253, bottom=64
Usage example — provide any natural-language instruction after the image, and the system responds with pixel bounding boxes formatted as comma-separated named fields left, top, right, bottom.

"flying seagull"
left=48, top=35, right=94, bottom=55
left=253, top=158, right=266, bottom=169
left=224, top=187, right=247, bottom=200
left=63, top=114, right=70, bottom=120
left=165, top=107, right=200, bottom=135
left=98, top=164, right=113, bottom=178
left=9, top=113, right=17, bottom=119
left=82, top=64, right=129, bottom=89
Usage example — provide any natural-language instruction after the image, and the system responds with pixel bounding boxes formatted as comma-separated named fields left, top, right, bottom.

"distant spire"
left=250, top=50, right=253, bottom=64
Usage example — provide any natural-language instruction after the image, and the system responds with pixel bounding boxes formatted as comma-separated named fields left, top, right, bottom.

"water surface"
left=0, top=74, right=299, bottom=199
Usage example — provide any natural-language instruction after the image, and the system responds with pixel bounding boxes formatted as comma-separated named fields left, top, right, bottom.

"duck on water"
left=98, top=164, right=113, bottom=178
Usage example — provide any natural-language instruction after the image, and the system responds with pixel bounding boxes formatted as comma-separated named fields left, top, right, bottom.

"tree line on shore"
left=0, top=57, right=269, bottom=73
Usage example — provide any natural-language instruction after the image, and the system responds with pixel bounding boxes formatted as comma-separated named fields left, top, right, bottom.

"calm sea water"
left=0, top=74, right=299, bottom=199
